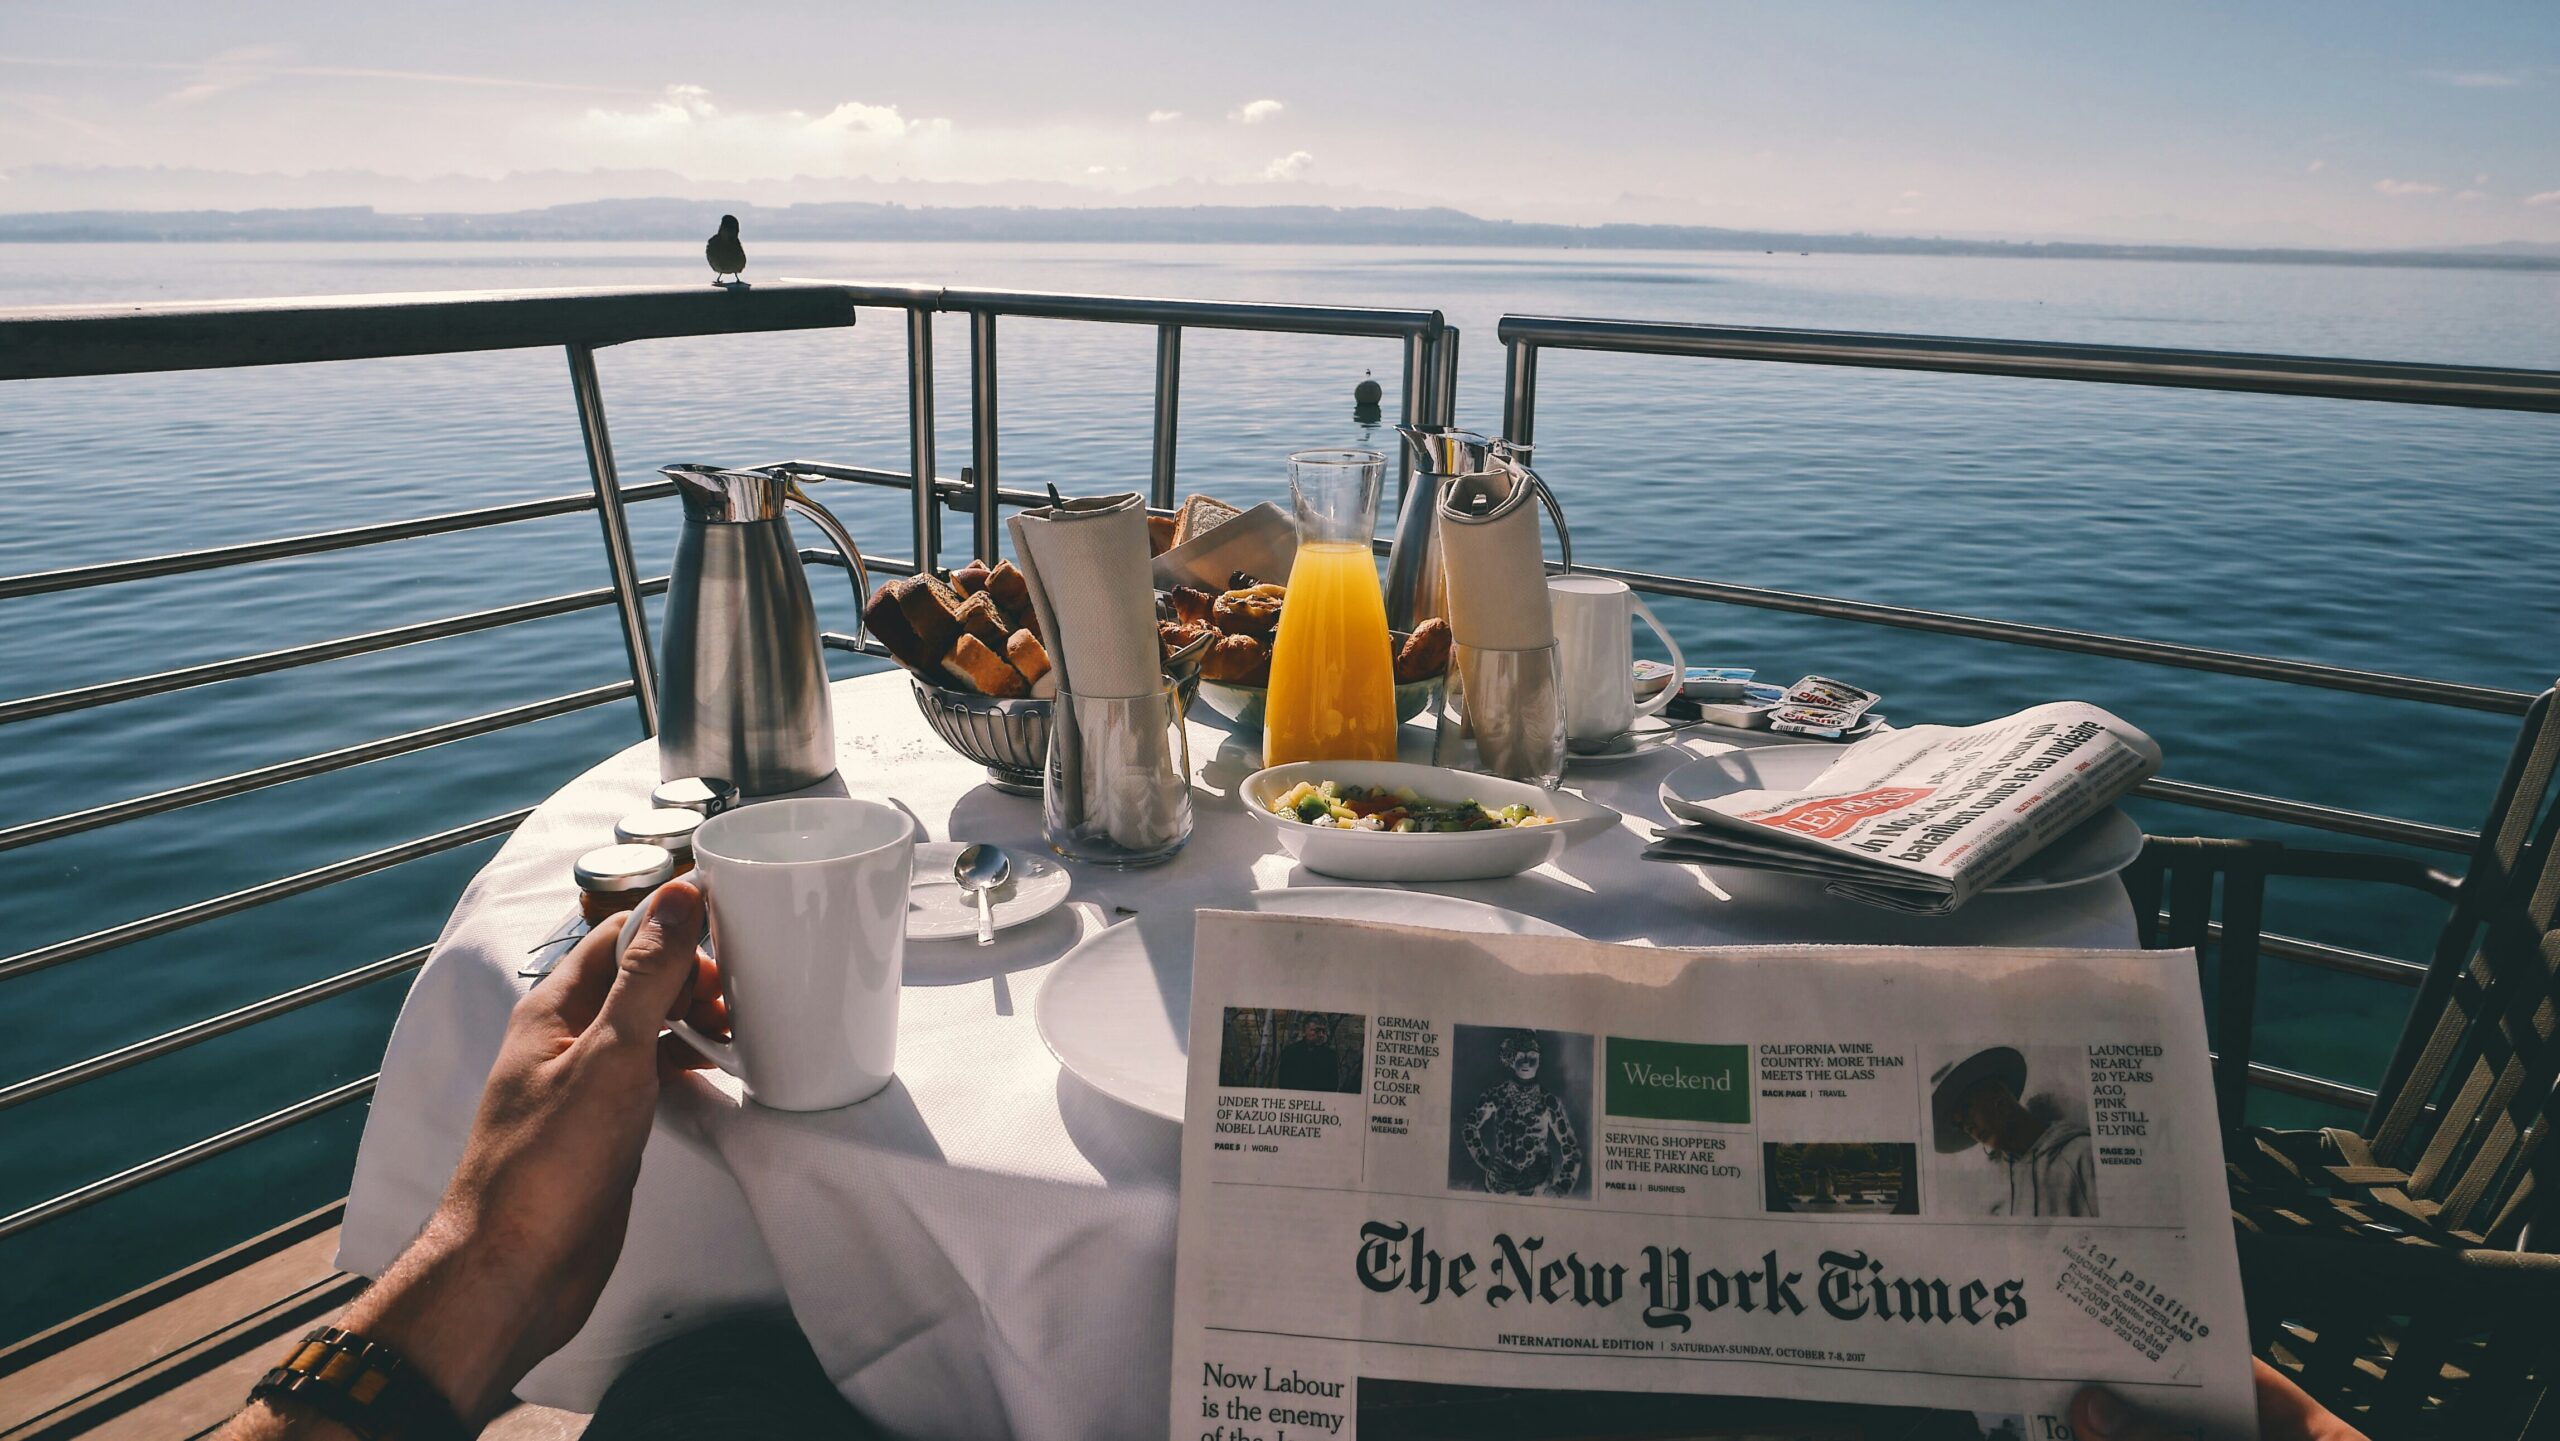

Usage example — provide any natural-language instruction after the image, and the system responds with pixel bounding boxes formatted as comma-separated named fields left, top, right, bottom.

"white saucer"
left=1034, top=887, right=1570, bottom=1122
left=1563, top=715, right=1691, bottom=767
left=907, top=841, right=1072, bottom=941
left=1658, top=744, right=2144, bottom=892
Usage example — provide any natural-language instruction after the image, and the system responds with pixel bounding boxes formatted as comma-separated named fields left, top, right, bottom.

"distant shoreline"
left=4, top=199, right=2555, bottom=272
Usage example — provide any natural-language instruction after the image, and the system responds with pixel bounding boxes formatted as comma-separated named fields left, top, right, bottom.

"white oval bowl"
left=1241, top=760, right=1617, bottom=881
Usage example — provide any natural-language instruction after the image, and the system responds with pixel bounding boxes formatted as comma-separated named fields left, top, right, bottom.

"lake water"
left=3, top=242, right=2554, bottom=1334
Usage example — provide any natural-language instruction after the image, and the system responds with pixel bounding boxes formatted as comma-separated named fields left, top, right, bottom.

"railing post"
left=905, top=307, right=940, bottom=573
left=564, top=343, right=660, bottom=735
left=1151, top=324, right=1182, bottom=509
left=1502, top=339, right=1538, bottom=448
left=1398, top=332, right=1428, bottom=498
left=970, top=309, right=1002, bottom=562
left=1434, top=326, right=1461, bottom=430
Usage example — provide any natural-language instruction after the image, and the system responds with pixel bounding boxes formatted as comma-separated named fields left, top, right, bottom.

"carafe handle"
left=1514, top=463, right=1574, bottom=575
left=783, top=479, right=871, bottom=651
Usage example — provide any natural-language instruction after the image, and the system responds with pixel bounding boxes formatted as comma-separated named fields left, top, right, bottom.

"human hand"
left=2071, top=1359, right=2368, bottom=1441
left=335, top=881, right=725, bottom=1425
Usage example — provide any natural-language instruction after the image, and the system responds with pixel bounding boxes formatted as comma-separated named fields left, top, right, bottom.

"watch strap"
left=249, top=1324, right=471, bottom=1441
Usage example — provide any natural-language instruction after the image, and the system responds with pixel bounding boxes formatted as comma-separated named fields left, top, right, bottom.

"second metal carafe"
left=1383, top=427, right=1573, bottom=632
left=656, top=465, right=869, bottom=795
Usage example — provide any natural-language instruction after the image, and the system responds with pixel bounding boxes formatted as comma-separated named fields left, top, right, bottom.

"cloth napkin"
left=1006, top=494, right=1186, bottom=851
left=1436, top=467, right=1562, bottom=778
left=1149, top=501, right=1297, bottom=590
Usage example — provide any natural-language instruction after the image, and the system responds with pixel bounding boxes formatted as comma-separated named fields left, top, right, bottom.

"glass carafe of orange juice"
left=1264, top=449, right=1399, bottom=767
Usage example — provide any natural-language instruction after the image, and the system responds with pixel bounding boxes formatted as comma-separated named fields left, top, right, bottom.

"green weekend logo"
left=1605, top=1039, right=1750, bottom=1123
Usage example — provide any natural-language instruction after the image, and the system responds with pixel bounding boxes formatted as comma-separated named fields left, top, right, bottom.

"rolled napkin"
left=1436, top=468, right=1561, bottom=779
left=1007, top=494, right=1186, bottom=852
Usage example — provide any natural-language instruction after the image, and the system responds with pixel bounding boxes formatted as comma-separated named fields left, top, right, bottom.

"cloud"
left=2372, top=178, right=2442, bottom=196
left=2305, top=159, right=2325, bottom=174
left=576, top=85, right=953, bottom=175
left=1230, top=98, right=1284, bottom=125
left=1147, top=109, right=1180, bottom=124
left=2421, top=68, right=2524, bottom=87
left=2475, top=173, right=2490, bottom=185
left=2456, top=190, right=2485, bottom=202
left=1899, top=189, right=1923, bottom=199
left=0, top=49, right=654, bottom=96
left=1262, top=149, right=1313, bottom=180
left=2528, top=190, right=2560, bottom=207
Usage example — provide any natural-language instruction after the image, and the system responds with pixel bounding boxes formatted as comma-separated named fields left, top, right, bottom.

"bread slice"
left=942, top=634, right=1027, bottom=697
left=884, top=574, right=965, bottom=665
left=949, top=561, right=992, bottom=597
left=984, top=560, right=1036, bottom=632
left=953, top=592, right=1010, bottom=649
left=1005, top=630, right=1052, bottom=688
left=1171, top=493, right=1244, bottom=548
left=863, top=578, right=947, bottom=674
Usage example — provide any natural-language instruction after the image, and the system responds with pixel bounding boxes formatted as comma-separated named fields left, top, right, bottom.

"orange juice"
left=1263, top=541, right=1399, bottom=766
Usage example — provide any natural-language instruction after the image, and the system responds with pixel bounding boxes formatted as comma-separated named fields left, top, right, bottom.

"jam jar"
left=573, top=844, right=675, bottom=926
left=613, top=808, right=704, bottom=877
left=651, top=776, right=739, bottom=817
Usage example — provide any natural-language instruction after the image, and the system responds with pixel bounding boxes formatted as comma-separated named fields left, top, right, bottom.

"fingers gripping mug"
left=620, top=797, right=914, bottom=1110
left=1548, top=575, right=1685, bottom=747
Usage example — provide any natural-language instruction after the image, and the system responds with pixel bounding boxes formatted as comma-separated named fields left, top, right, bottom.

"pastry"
left=1147, top=513, right=1177, bottom=556
left=1393, top=617, right=1452, bottom=683
left=1166, top=584, right=1216, bottom=626
left=1211, top=583, right=1285, bottom=640
left=1203, top=633, right=1271, bottom=685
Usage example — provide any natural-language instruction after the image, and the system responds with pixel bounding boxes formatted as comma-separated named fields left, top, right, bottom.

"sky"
left=2, top=0, right=2556, bottom=248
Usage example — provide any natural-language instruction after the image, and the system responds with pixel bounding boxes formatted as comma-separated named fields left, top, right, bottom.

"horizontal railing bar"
left=0, top=483, right=675, bottom=602
left=1585, top=561, right=2535, bottom=716
left=789, top=282, right=1446, bottom=340
left=0, top=809, right=531, bottom=984
left=760, top=460, right=1050, bottom=513
left=0, top=1075, right=377, bottom=1241
left=1498, top=316, right=2560, bottom=413
left=2174, top=917, right=2431, bottom=986
left=2241, top=1059, right=2379, bottom=1111
left=820, top=630, right=894, bottom=659
left=0, top=946, right=431, bottom=1111
left=0, top=685, right=627, bottom=855
left=0, top=282, right=864, bottom=381
left=0, top=579, right=672, bottom=727
left=2133, top=777, right=2477, bottom=854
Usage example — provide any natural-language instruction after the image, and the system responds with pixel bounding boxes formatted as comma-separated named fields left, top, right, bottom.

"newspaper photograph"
left=1170, top=913, right=2256, bottom=1440
left=1644, top=702, right=2164, bottom=914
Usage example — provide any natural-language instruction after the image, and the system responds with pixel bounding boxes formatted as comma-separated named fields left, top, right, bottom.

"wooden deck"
left=0, top=1205, right=583, bottom=1440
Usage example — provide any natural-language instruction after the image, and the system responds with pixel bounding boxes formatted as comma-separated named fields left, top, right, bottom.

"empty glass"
left=1432, top=641, right=1567, bottom=789
left=1044, top=683, right=1195, bottom=867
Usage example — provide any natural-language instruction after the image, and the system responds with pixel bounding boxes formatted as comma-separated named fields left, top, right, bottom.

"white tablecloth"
left=340, top=670, right=2136, bottom=1439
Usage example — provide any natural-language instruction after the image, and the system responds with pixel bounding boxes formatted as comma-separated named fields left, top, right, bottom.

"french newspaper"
left=1644, top=702, right=2164, bottom=914
left=1170, top=913, right=2256, bottom=1441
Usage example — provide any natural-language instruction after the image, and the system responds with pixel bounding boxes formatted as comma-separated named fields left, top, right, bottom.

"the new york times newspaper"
left=1644, top=702, right=2164, bottom=914
left=1170, top=914, right=2255, bottom=1441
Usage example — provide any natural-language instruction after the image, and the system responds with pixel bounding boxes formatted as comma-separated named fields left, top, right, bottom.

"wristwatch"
left=248, top=1325, right=471, bottom=1441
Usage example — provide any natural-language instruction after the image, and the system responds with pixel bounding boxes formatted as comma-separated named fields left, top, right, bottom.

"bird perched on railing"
left=706, top=214, right=748, bottom=289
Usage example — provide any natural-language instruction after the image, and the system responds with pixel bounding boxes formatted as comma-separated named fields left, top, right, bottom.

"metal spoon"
left=954, top=843, right=1011, bottom=947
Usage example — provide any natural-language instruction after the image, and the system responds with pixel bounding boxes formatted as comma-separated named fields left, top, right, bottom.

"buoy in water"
left=1352, top=375, right=1384, bottom=425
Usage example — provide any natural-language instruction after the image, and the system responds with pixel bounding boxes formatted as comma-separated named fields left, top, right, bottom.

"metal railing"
left=2, top=283, right=2547, bottom=1283
left=0, top=281, right=1448, bottom=1271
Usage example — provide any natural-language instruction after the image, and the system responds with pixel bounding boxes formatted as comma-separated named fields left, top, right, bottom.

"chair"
left=2125, top=682, right=2560, bottom=1437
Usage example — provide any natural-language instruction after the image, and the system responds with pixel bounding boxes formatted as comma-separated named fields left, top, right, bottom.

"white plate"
left=1564, top=714, right=1699, bottom=768
left=1658, top=745, right=2144, bottom=892
left=1035, top=887, right=1570, bottom=1122
left=906, top=841, right=1072, bottom=941
left=1241, top=760, right=1616, bottom=881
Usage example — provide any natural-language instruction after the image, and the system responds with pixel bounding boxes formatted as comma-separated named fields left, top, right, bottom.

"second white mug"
left=1548, top=574, right=1686, bottom=746
left=625, top=796, right=914, bottom=1111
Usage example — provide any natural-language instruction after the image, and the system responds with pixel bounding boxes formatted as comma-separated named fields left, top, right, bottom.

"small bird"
left=706, top=214, right=748, bottom=288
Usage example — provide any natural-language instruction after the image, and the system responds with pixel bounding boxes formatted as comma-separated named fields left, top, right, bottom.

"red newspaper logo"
left=1749, top=786, right=1935, bottom=840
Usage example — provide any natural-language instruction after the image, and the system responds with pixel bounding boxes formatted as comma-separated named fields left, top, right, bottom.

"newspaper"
left=1644, top=702, right=2164, bottom=914
left=1170, top=913, right=2256, bottom=1441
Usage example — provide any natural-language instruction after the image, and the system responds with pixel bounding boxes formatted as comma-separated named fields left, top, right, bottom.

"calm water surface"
left=3, top=242, right=2554, bottom=1332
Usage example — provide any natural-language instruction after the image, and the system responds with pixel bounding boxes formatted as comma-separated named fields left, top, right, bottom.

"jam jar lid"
left=573, top=843, right=676, bottom=893
left=614, top=808, right=704, bottom=860
left=651, top=776, right=739, bottom=816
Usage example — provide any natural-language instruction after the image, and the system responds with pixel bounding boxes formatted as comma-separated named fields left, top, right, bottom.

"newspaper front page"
left=1645, top=703, right=2164, bottom=914
left=1171, top=913, right=2255, bottom=1441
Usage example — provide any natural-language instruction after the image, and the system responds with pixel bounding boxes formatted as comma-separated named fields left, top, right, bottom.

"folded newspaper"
left=1645, top=702, right=2163, bottom=914
left=1171, top=913, right=2256, bottom=1439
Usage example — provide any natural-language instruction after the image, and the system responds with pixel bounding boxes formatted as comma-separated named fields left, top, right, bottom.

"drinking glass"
left=1432, top=641, right=1567, bottom=789
left=1264, top=449, right=1398, bottom=768
left=1044, top=683, right=1194, bottom=867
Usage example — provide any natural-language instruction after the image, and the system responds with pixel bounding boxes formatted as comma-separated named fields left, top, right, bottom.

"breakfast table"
left=337, top=667, right=2139, bottom=1441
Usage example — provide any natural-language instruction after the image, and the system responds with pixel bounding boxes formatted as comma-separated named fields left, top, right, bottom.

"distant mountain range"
left=5, top=197, right=2557, bottom=270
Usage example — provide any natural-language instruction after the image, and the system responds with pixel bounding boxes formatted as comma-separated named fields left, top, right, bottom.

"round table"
left=339, top=670, right=2136, bottom=1441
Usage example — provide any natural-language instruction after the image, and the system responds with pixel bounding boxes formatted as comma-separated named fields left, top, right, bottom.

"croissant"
left=1203, top=633, right=1271, bottom=686
left=1393, top=617, right=1452, bottom=684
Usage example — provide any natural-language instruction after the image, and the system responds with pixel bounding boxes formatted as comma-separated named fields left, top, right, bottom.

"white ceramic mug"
left=621, top=797, right=914, bottom=1111
left=1548, top=574, right=1686, bottom=745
